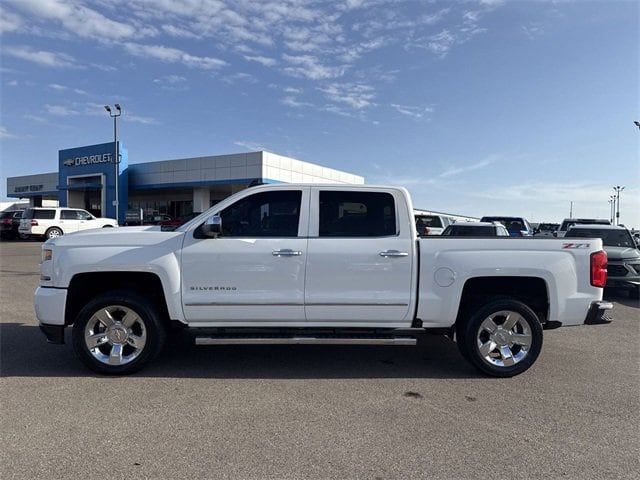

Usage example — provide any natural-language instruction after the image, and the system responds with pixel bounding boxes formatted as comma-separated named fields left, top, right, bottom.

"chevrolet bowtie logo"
left=63, top=159, right=74, bottom=167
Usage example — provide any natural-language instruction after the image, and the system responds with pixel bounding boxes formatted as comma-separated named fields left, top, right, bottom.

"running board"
left=195, top=336, right=416, bottom=346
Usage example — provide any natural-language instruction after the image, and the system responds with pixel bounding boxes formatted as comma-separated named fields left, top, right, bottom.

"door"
left=305, top=188, right=414, bottom=324
left=59, top=209, right=81, bottom=233
left=76, top=209, right=98, bottom=231
left=181, top=188, right=309, bottom=323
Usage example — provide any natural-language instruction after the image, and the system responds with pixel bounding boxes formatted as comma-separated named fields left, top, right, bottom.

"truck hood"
left=604, top=246, right=640, bottom=260
left=46, top=225, right=184, bottom=248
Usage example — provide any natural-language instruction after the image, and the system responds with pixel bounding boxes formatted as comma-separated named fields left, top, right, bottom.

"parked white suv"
left=19, top=207, right=117, bottom=240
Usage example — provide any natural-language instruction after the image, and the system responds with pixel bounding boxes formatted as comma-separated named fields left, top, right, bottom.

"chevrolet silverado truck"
left=35, top=184, right=613, bottom=377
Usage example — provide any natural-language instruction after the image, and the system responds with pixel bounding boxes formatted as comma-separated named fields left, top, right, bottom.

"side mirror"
left=201, top=215, right=222, bottom=238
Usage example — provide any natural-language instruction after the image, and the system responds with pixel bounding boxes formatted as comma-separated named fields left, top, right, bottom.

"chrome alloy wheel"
left=476, top=310, right=533, bottom=367
left=84, top=305, right=147, bottom=366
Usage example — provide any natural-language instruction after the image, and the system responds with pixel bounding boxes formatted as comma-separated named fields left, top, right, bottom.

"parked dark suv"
left=565, top=224, right=640, bottom=299
left=0, top=210, right=23, bottom=239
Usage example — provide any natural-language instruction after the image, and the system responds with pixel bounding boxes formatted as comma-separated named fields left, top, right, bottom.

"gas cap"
left=434, top=267, right=456, bottom=287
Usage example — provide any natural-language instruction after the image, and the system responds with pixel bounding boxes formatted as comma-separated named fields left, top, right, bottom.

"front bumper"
left=584, top=301, right=614, bottom=325
left=34, top=286, right=67, bottom=326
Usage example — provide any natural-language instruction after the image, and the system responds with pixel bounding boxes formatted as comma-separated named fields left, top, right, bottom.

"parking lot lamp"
left=609, top=195, right=616, bottom=224
left=613, top=186, right=625, bottom=225
left=104, top=104, right=122, bottom=224
left=634, top=121, right=640, bottom=130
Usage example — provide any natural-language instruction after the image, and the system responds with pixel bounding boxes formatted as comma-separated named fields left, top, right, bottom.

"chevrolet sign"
left=63, top=153, right=113, bottom=167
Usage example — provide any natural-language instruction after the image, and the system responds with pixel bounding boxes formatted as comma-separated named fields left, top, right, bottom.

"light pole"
left=609, top=195, right=616, bottom=224
left=613, top=185, right=625, bottom=225
left=608, top=198, right=613, bottom=224
left=634, top=121, right=640, bottom=130
left=104, top=104, right=122, bottom=224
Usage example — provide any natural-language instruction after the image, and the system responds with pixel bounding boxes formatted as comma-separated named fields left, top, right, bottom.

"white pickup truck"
left=35, top=184, right=613, bottom=377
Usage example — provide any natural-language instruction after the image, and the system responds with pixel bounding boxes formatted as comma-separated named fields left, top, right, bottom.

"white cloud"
left=426, top=30, right=457, bottom=57
left=221, top=72, right=257, bottom=85
left=283, top=54, right=346, bottom=80
left=0, top=7, right=23, bottom=33
left=281, top=96, right=312, bottom=108
left=0, top=126, right=18, bottom=139
left=123, top=42, right=227, bottom=69
left=319, top=83, right=375, bottom=109
left=244, top=55, right=278, bottom=67
left=48, top=83, right=87, bottom=94
left=8, top=80, right=19, bottom=87
left=391, top=103, right=434, bottom=119
left=4, top=45, right=77, bottom=68
left=45, top=104, right=80, bottom=116
left=234, top=140, right=268, bottom=151
left=161, top=24, right=201, bottom=39
left=154, top=74, right=186, bottom=84
left=7, top=0, right=142, bottom=41
left=439, top=157, right=497, bottom=178
left=124, top=114, right=159, bottom=125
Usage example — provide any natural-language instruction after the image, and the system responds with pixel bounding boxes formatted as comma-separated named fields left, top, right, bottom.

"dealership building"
left=6, top=142, right=364, bottom=223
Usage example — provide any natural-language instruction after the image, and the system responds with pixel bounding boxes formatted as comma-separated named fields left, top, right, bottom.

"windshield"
left=415, top=215, right=442, bottom=228
left=538, top=223, right=559, bottom=231
left=442, top=225, right=495, bottom=236
left=565, top=228, right=635, bottom=248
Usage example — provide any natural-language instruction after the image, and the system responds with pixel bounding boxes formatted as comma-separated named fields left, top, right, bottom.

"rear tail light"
left=1, top=218, right=11, bottom=225
left=31, top=220, right=39, bottom=226
left=590, top=250, right=607, bottom=288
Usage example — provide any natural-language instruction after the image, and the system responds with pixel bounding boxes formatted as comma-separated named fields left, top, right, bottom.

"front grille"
left=608, top=265, right=628, bottom=277
left=629, top=264, right=640, bottom=275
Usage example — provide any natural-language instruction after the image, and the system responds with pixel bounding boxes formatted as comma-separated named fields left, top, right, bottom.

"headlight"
left=42, top=248, right=53, bottom=262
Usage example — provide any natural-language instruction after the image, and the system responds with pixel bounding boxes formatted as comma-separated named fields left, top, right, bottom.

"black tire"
left=72, top=290, right=166, bottom=375
left=457, top=299, right=543, bottom=377
left=102, top=225, right=114, bottom=228
left=45, top=227, right=63, bottom=240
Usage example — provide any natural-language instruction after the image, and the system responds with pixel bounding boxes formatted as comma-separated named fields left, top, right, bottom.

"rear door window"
left=320, top=191, right=396, bottom=237
left=61, top=210, right=78, bottom=220
left=31, top=209, right=56, bottom=220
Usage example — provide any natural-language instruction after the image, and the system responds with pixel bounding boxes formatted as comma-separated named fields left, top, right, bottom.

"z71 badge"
left=562, top=243, right=590, bottom=249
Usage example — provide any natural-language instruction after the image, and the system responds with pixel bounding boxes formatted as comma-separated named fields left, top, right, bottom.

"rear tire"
left=72, top=290, right=166, bottom=375
left=45, top=227, right=63, bottom=240
left=457, top=299, right=543, bottom=377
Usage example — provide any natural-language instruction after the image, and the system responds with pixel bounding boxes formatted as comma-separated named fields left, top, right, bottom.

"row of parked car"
left=415, top=214, right=639, bottom=299
left=0, top=208, right=203, bottom=241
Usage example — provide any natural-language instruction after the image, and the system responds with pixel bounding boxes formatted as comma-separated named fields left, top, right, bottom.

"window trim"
left=310, top=188, right=402, bottom=239
left=193, top=188, right=308, bottom=239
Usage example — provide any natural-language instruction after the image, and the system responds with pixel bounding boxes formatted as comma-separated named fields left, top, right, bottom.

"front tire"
left=457, top=299, right=543, bottom=377
left=72, top=291, right=166, bottom=375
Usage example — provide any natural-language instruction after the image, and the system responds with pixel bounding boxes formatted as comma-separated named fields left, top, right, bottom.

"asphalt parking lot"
left=1, top=240, right=638, bottom=479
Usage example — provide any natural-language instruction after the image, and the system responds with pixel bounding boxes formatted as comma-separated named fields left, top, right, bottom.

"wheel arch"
left=455, top=276, right=550, bottom=327
left=65, top=271, right=171, bottom=326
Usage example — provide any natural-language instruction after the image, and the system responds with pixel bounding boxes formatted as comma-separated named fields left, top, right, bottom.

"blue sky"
left=1, top=0, right=638, bottom=225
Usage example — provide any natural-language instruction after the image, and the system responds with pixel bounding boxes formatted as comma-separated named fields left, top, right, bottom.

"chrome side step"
left=195, top=336, right=417, bottom=346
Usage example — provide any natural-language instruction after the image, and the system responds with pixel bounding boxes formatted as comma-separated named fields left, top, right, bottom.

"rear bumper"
left=584, top=301, right=614, bottom=325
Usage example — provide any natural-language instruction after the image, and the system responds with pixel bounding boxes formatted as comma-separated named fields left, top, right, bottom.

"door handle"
left=379, top=250, right=409, bottom=257
left=272, top=249, right=302, bottom=257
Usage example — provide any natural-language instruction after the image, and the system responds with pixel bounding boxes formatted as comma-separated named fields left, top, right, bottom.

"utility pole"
left=569, top=201, right=573, bottom=218
left=104, top=104, right=122, bottom=224
left=613, top=185, right=625, bottom=225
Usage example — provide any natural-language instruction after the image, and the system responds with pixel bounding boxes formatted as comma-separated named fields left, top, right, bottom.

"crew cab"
left=35, top=184, right=612, bottom=377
